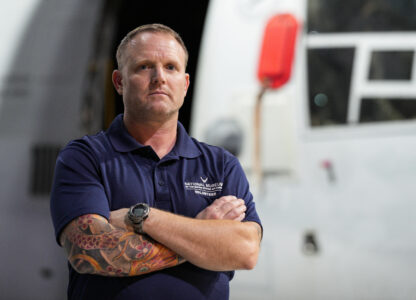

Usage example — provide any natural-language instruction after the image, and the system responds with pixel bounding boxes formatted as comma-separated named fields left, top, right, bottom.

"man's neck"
left=123, top=115, right=178, bottom=159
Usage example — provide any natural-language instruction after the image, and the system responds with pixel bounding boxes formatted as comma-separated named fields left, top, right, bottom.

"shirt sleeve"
left=50, top=140, right=110, bottom=245
left=222, top=153, right=262, bottom=230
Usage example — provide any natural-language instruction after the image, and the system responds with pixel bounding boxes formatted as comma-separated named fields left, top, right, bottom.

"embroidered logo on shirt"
left=185, top=176, right=223, bottom=197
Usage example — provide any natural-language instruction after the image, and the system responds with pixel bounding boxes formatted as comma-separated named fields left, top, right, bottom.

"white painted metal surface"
left=192, top=0, right=416, bottom=299
left=0, top=1, right=104, bottom=299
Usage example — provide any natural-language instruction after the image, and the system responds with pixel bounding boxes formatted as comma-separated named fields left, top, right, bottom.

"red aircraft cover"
left=257, top=13, right=300, bottom=89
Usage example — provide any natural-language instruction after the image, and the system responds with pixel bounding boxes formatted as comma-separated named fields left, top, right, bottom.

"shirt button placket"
left=154, top=165, right=170, bottom=210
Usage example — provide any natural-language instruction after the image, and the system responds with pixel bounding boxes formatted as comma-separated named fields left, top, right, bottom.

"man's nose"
left=151, top=66, right=166, bottom=84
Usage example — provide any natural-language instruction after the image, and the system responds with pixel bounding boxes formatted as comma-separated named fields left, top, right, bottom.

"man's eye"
left=137, top=64, right=150, bottom=71
left=166, top=65, right=175, bottom=70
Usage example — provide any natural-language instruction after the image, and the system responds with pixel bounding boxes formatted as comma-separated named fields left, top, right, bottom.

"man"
left=50, top=24, right=262, bottom=299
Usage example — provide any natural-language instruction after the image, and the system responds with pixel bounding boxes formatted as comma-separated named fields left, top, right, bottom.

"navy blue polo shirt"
left=50, top=114, right=261, bottom=300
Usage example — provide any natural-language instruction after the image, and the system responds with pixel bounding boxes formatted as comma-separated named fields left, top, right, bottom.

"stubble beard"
left=125, top=99, right=182, bottom=124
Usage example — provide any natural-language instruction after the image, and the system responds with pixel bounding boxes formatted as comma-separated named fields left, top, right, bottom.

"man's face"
left=113, top=32, right=190, bottom=122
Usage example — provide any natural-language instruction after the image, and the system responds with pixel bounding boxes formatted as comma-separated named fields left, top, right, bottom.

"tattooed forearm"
left=61, top=214, right=184, bottom=276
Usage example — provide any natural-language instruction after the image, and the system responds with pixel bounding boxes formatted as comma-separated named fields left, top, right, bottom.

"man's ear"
left=184, top=73, right=190, bottom=97
left=112, top=70, right=123, bottom=95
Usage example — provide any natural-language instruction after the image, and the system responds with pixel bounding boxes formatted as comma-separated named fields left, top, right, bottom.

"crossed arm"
left=60, top=196, right=262, bottom=276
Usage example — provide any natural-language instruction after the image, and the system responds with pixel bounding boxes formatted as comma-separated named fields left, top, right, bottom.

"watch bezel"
left=128, top=203, right=150, bottom=224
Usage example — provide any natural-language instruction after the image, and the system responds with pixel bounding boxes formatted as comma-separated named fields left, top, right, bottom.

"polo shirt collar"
left=172, top=122, right=201, bottom=159
left=107, top=114, right=145, bottom=152
left=107, top=114, right=201, bottom=158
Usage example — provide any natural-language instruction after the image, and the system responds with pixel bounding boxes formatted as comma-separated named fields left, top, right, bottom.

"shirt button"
left=158, top=180, right=165, bottom=186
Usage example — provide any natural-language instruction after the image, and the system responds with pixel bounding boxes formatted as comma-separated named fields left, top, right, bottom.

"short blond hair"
left=116, top=23, right=189, bottom=70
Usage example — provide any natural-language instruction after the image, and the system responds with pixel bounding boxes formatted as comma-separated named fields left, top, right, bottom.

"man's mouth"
left=149, top=91, right=168, bottom=96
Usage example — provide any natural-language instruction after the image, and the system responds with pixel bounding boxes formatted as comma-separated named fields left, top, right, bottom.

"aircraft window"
left=360, top=98, right=416, bottom=122
left=308, top=48, right=355, bottom=126
left=369, top=51, right=414, bottom=80
left=308, top=0, right=416, bottom=33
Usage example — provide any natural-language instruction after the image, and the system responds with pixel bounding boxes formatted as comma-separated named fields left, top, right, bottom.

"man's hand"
left=196, top=195, right=246, bottom=221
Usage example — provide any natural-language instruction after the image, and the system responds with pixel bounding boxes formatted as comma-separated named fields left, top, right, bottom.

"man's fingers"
left=195, top=196, right=246, bottom=220
left=233, top=213, right=246, bottom=222
left=213, top=198, right=246, bottom=220
left=223, top=201, right=246, bottom=220
left=217, top=198, right=244, bottom=214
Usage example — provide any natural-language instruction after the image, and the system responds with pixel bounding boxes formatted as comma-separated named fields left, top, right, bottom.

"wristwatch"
left=128, top=203, right=150, bottom=234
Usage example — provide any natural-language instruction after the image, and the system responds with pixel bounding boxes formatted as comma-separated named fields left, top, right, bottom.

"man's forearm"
left=61, top=214, right=183, bottom=276
left=143, top=208, right=261, bottom=271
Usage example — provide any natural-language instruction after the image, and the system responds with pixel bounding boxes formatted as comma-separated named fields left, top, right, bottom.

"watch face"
left=132, top=206, right=146, bottom=216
